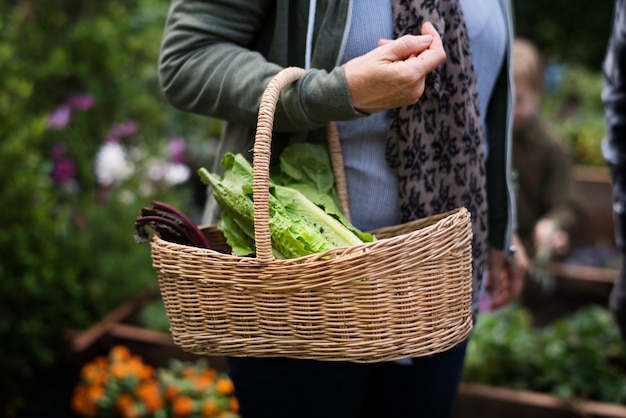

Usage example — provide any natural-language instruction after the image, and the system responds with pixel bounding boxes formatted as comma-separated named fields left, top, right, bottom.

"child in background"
left=512, top=38, right=583, bottom=293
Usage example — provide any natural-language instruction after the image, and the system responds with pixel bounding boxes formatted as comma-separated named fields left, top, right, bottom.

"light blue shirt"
left=337, top=0, right=507, bottom=232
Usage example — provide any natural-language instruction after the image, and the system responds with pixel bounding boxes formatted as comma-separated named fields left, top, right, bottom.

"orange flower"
left=126, top=355, right=155, bottom=380
left=86, top=385, right=105, bottom=405
left=194, top=375, right=214, bottom=391
left=215, top=378, right=234, bottom=396
left=80, top=358, right=107, bottom=382
left=138, top=363, right=155, bottom=380
left=116, top=393, right=138, bottom=418
left=229, top=396, right=239, bottom=412
left=164, top=384, right=181, bottom=402
left=111, top=361, right=131, bottom=380
left=181, top=366, right=196, bottom=379
left=203, top=368, right=218, bottom=382
left=72, top=345, right=241, bottom=418
left=201, top=398, right=218, bottom=417
left=71, top=386, right=97, bottom=417
left=172, top=395, right=195, bottom=417
left=137, top=380, right=163, bottom=413
left=110, top=345, right=132, bottom=362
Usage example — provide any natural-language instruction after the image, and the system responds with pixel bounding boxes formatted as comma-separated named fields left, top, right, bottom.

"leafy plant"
left=0, top=1, right=220, bottom=415
left=71, top=345, right=240, bottom=418
left=514, top=1, right=614, bottom=69
left=464, top=304, right=626, bottom=404
left=541, top=63, right=607, bottom=167
left=139, top=299, right=172, bottom=334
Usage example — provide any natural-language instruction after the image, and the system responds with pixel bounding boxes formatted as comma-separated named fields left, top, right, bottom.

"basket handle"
left=253, top=66, right=351, bottom=263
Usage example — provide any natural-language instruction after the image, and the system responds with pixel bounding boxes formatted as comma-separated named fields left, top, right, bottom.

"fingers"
left=382, top=22, right=445, bottom=63
left=487, top=239, right=528, bottom=310
left=344, top=21, right=445, bottom=114
left=380, top=34, right=434, bottom=60
left=421, top=21, right=444, bottom=56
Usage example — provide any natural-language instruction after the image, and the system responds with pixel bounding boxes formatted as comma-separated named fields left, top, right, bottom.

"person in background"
left=158, top=1, right=525, bottom=416
left=602, top=0, right=626, bottom=339
left=511, top=38, right=583, bottom=296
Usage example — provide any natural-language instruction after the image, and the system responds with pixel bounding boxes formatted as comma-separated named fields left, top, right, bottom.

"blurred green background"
left=0, top=0, right=619, bottom=416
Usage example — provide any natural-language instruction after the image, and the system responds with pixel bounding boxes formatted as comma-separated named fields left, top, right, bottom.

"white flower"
left=162, top=162, right=191, bottom=185
left=146, top=160, right=190, bottom=186
left=94, top=142, right=135, bottom=186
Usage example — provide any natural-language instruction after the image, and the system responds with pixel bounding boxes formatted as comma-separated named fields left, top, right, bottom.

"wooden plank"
left=548, top=263, right=618, bottom=284
left=65, top=291, right=153, bottom=354
left=109, top=322, right=227, bottom=372
left=453, top=383, right=626, bottom=418
left=571, top=166, right=616, bottom=248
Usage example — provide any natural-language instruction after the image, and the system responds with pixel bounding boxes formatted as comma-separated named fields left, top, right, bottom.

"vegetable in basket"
left=134, top=200, right=210, bottom=249
left=198, top=143, right=375, bottom=259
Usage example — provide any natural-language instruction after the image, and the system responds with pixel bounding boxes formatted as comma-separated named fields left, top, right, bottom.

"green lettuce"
left=198, top=144, right=374, bottom=258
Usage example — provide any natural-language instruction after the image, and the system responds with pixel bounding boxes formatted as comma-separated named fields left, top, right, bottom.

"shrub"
left=464, top=304, right=626, bottom=403
left=541, top=63, right=607, bottom=167
left=71, top=345, right=240, bottom=418
left=0, top=1, right=219, bottom=414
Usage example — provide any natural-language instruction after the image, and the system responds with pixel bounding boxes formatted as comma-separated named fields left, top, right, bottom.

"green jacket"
left=513, top=116, right=583, bottom=257
left=158, top=0, right=515, bottom=251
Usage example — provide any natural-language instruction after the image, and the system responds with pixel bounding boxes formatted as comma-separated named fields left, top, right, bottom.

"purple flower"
left=106, top=120, right=139, bottom=143
left=47, top=105, right=71, bottom=129
left=66, top=93, right=94, bottom=112
left=51, top=158, right=76, bottom=185
left=168, top=137, right=186, bottom=164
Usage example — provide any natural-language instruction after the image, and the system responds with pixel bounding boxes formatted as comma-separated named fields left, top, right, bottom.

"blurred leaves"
left=514, top=1, right=614, bottom=69
left=0, top=0, right=219, bottom=414
left=542, top=63, right=607, bottom=166
left=464, top=304, right=626, bottom=404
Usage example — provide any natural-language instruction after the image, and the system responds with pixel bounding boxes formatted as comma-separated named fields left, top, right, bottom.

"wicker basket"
left=150, top=67, right=474, bottom=363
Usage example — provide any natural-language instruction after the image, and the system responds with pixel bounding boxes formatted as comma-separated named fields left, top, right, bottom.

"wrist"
left=507, top=244, right=517, bottom=262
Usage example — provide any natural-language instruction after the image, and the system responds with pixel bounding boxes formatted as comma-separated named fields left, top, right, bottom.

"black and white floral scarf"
left=386, top=0, right=489, bottom=297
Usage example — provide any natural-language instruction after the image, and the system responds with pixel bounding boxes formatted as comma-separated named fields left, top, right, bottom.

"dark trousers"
left=226, top=340, right=468, bottom=418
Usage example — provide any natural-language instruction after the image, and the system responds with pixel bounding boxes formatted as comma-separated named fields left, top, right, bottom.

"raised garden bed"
left=453, top=383, right=626, bottom=418
left=519, top=165, right=620, bottom=324
left=571, top=165, right=615, bottom=249
left=64, top=291, right=226, bottom=372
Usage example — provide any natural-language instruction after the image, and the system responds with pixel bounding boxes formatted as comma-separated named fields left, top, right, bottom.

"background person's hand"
left=533, top=218, right=570, bottom=257
left=343, top=22, right=446, bottom=114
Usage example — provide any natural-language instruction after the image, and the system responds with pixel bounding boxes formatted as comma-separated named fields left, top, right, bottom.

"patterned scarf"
left=386, top=0, right=489, bottom=295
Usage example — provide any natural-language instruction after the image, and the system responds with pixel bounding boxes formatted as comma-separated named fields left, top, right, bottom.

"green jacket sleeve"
left=158, top=0, right=362, bottom=134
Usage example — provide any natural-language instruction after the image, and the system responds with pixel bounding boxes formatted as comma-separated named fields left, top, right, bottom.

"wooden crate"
left=453, top=383, right=626, bottom=418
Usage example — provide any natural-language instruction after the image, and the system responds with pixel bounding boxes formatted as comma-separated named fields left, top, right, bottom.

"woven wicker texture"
left=150, top=67, right=474, bottom=362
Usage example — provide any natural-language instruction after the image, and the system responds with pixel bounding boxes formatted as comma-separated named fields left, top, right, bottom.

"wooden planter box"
left=571, top=165, right=615, bottom=249
left=454, top=168, right=624, bottom=418
left=518, top=165, right=620, bottom=324
left=64, top=291, right=226, bottom=372
left=453, top=383, right=626, bottom=418
left=68, top=295, right=626, bottom=417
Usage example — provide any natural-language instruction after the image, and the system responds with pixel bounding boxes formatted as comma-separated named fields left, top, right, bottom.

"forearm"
left=158, top=0, right=360, bottom=132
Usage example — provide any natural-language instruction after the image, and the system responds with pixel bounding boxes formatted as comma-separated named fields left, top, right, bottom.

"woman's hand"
left=343, top=22, right=446, bottom=114
left=485, top=233, right=529, bottom=310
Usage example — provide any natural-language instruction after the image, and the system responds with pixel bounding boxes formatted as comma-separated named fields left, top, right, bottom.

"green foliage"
left=139, top=298, right=171, bottom=334
left=515, top=3, right=611, bottom=168
left=464, top=304, right=626, bottom=404
left=0, top=0, right=220, bottom=414
left=542, top=64, right=607, bottom=166
left=514, top=1, right=614, bottom=69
